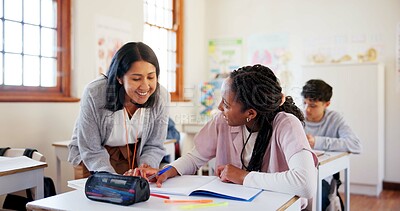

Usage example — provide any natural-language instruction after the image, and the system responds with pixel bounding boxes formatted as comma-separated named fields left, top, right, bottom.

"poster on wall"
left=208, top=38, right=243, bottom=77
left=247, top=33, right=291, bottom=92
left=95, top=16, right=132, bottom=76
left=302, top=33, right=383, bottom=65
left=247, top=33, right=290, bottom=72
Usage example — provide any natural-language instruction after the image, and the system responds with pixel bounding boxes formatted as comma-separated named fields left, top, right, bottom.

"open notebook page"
left=150, top=175, right=262, bottom=201
left=150, top=175, right=214, bottom=196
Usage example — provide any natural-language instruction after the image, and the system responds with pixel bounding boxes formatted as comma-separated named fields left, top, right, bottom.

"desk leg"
left=32, top=169, right=45, bottom=199
left=345, top=166, right=350, bottom=211
left=56, top=156, right=61, bottom=193
left=317, top=176, right=322, bottom=211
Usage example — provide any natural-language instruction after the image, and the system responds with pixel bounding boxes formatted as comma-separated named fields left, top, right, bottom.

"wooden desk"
left=26, top=189, right=300, bottom=211
left=0, top=156, right=47, bottom=199
left=316, top=152, right=351, bottom=211
left=52, top=139, right=177, bottom=192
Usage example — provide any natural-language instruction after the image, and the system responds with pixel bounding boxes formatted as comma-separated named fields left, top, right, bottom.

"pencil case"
left=84, top=171, right=150, bottom=206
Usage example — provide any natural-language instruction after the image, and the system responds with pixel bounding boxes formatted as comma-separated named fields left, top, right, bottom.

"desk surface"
left=0, top=156, right=47, bottom=176
left=52, top=140, right=72, bottom=147
left=318, top=151, right=351, bottom=166
left=0, top=156, right=47, bottom=199
left=53, top=139, right=177, bottom=147
left=27, top=189, right=299, bottom=211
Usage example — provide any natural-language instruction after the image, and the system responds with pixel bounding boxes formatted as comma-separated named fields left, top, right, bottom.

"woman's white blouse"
left=106, top=108, right=145, bottom=146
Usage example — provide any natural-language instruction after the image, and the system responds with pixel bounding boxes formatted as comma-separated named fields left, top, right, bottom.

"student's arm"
left=171, top=148, right=210, bottom=175
left=314, top=113, right=362, bottom=154
left=241, top=113, right=317, bottom=198
left=243, top=150, right=317, bottom=198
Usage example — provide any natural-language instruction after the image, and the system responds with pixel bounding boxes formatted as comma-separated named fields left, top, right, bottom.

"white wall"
left=203, top=0, right=400, bottom=183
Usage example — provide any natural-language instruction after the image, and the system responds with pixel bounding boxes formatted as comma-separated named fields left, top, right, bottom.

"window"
left=143, top=0, right=183, bottom=101
left=0, top=0, right=75, bottom=102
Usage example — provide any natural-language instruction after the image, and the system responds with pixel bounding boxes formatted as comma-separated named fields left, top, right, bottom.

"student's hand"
left=306, top=134, right=315, bottom=148
left=154, top=166, right=179, bottom=188
left=216, top=164, right=249, bottom=185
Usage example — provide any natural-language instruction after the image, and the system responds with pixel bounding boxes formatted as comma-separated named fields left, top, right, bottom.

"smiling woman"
left=117, top=61, right=158, bottom=109
left=67, top=42, right=170, bottom=179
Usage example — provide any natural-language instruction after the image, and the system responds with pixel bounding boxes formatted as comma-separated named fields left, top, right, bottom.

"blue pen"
left=147, top=165, right=173, bottom=180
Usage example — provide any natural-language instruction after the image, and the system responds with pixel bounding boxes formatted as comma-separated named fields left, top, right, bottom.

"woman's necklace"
left=240, top=125, right=253, bottom=171
left=123, top=106, right=142, bottom=170
left=125, top=106, right=135, bottom=119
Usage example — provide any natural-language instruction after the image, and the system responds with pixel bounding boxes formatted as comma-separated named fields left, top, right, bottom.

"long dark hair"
left=104, top=42, right=160, bottom=111
left=230, top=64, right=304, bottom=171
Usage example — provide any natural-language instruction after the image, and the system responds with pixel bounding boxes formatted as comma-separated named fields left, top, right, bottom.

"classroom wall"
left=0, top=0, right=399, bottom=195
left=203, top=0, right=400, bottom=183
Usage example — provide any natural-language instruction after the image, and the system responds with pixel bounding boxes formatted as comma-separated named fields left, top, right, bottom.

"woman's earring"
left=246, top=117, right=250, bottom=123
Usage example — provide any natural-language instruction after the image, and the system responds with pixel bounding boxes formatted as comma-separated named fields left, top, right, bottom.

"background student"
left=301, top=79, right=362, bottom=210
left=68, top=42, right=170, bottom=179
left=133, top=64, right=318, bottom=209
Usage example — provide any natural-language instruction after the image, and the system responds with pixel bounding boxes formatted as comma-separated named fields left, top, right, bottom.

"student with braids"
left=133, top=64, right=318, bottom=209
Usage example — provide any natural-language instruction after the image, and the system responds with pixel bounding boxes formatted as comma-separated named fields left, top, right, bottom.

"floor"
left=341, top=190, right=400, bottom=210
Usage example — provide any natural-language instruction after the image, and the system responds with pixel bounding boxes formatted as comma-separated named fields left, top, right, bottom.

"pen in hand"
left=147, top=165, right=173, bottom=180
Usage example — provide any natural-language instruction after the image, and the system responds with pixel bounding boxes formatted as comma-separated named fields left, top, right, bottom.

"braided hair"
left=230, top=64, right=304, bottom=171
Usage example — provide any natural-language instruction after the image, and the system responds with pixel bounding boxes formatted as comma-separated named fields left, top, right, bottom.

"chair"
left=1, top=148, right=46, bottom=162
left=1, top=148, right=49, bottom=210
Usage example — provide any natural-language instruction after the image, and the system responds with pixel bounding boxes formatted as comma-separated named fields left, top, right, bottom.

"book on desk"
left=149, top=175, right=262, bottom=201
left=68, top=175, right=262, bottom=202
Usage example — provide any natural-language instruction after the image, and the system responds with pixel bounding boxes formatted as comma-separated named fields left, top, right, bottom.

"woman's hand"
left=123, top=163, right=150, bottom=176
left=216, top=164, right=249, bottom=185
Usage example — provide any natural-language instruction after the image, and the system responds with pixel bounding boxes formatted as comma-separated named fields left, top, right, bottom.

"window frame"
left=0, top=0, right=77, bottom=102
left=144, top=0, right=184, bottom=102
left=172, top=0, right=184, bottom=102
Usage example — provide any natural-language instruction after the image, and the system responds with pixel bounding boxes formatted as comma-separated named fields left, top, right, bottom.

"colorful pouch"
left=85, top=172, right=150, bottom=206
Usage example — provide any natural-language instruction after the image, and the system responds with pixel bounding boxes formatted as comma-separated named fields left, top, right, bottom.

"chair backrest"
left=2, top=148, right=46, bottom=162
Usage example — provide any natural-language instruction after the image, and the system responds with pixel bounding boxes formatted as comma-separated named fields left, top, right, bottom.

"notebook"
left=149, top=175, right=263, bottom=201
